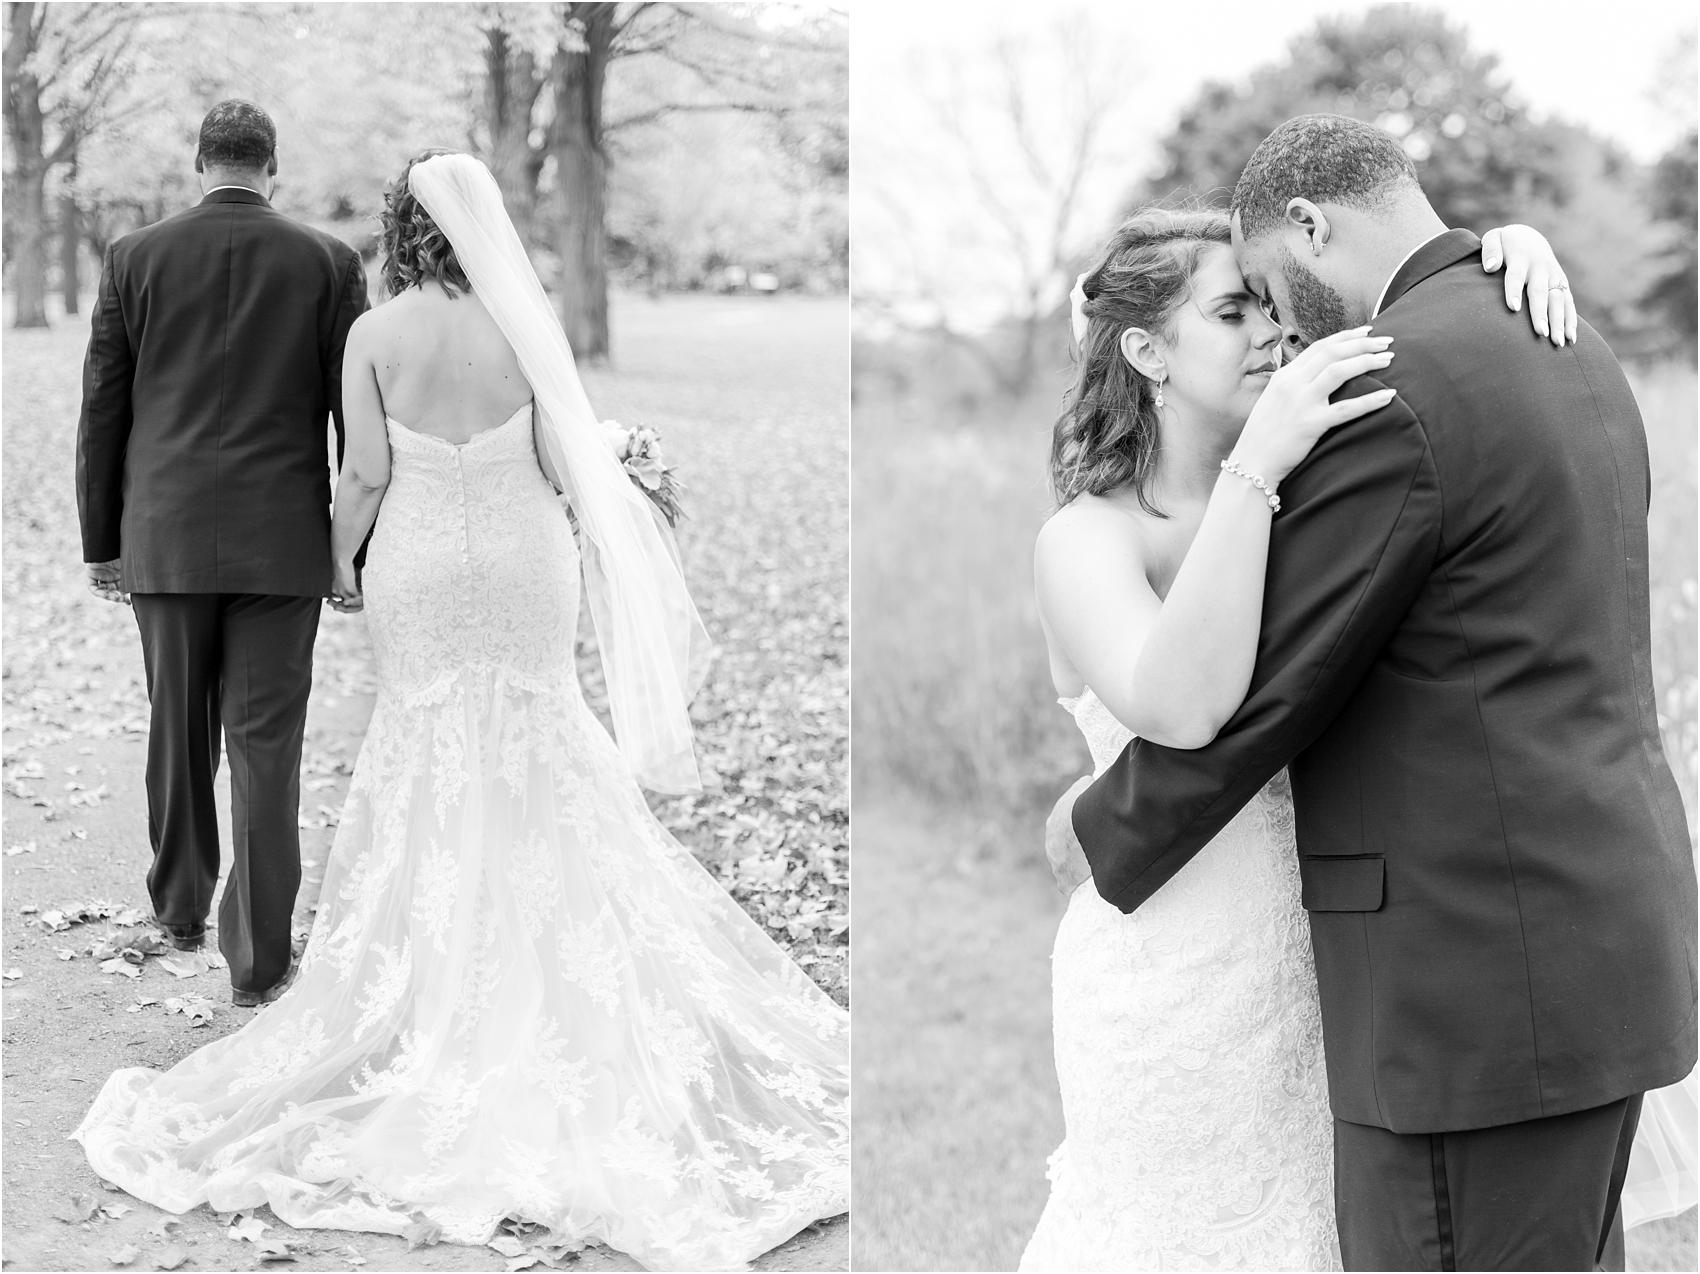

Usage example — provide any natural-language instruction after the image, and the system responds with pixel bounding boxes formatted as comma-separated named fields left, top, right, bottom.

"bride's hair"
left=379, top=149, right=474, bottom=299
left=1051, top=207, right=1231, bottom=514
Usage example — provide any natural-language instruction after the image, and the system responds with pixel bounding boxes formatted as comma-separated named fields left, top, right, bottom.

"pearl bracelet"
left=1221, top=459, right=1281, bottom=513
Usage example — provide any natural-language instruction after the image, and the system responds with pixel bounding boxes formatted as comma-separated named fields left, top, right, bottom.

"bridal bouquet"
left=610, top=422, right=685, bottom=527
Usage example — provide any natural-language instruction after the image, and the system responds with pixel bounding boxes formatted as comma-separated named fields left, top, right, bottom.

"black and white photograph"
left=2, top=4, right=847, bottom=1270
left=853, top=1, right=1697, bottom=1270
left=6, top=0, right=1700, bottom=1270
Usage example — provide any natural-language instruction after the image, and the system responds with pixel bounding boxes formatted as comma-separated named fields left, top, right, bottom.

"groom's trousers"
left=132, top=593, right=320, bottom=996
left=1334, top=1093, right=1642, bottom=1271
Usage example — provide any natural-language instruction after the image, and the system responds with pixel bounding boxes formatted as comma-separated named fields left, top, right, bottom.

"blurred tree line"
left=861, top=4, right=1695, bottom=406
left=2, top=1, right=847, bottom=356
left=1139, top=5, right=1695, bottom=360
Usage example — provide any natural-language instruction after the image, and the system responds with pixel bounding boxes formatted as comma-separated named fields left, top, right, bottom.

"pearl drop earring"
left=1155, top=375, right=1165, bottom=409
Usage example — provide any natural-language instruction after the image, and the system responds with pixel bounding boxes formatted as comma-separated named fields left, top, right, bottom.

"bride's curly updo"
left=1051, top=207, right=1231, bottom=514
left=379, top=149, right=473, bottom=298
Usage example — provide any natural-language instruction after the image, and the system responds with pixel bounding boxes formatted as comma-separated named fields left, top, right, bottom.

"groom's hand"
left=86, top=559, right=128, bottom=606
left=1045, top=775, right=1095, bottom=896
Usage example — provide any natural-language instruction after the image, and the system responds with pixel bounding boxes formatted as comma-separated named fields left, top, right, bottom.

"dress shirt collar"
left=1373, top=231, right=1449, bottom=318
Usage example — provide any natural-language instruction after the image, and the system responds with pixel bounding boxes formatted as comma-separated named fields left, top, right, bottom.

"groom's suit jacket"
left=1074, top=229, right=1697, bottom=1135
left=77, top=187, right=369, bottom=595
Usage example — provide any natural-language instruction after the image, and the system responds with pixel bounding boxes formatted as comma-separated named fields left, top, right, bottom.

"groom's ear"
left=1285, top=199, right=1330, bottom=255
left=266, top=150, right=278, bottom=177
left=193, top=149, right=204, bottom=174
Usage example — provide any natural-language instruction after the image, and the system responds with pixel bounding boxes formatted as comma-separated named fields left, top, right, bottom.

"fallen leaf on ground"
left=254, top=1238, right=295, bottom=1262
left=401, top=1219, right=440, bottom=1250
left=229, top=1214, right=269, bottom=1243
left=91, top=929, right=171, bottom=961
left=339, top=1247, right=366, bottom=1267
left=506, top=1259, right=545, bottom=1273
left=156, top=951, right=208, bottom=979
left=152, top=1244, right=188, bottom=1270
left=108, top=1244, right=140, bottom=1267
left=5, top=840, right=37, bottom=856
left=163, top=995, right=216, bottom=1026
left=99, top=1201, right=133, bottom=1219
left=55, top=947, right=76, bottom=960
left=52, top=1190, right=100, bottom=1222
left=2, top=969, right=21, bottom=981
left=128, top=996, right=161, bottom=1012
left=145, top=1217, right=181, bottom=1240
left=99, top=956, right=142, bottom=980
left=487, top=1236, right=526, bottom=1257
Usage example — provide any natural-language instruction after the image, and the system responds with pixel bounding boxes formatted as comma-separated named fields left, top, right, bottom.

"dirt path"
left=1, top=295, right=846, bottom=1272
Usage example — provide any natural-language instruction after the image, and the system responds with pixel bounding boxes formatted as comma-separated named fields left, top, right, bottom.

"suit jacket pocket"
left=1300, top=855, right=1384, bottom=912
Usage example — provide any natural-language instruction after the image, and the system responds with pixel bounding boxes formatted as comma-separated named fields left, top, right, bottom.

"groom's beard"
left=1280, top=251, right=1353, bottom=347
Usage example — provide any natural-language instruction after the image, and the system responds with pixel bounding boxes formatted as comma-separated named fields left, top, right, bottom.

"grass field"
left=850, top=351, right=1698, bottom=1270
left=0, top=289, right=848, bottom=1271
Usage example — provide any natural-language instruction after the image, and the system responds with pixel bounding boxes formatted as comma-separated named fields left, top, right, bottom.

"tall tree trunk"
left=481, top=27, right=545, bottom=249
left=5, top=3, right=51, bottom=328
left=550, top=4, right=615, bottom=363
left=59, top=153, right=80, bottom=315
left=10, top=164, right=49, bottom=327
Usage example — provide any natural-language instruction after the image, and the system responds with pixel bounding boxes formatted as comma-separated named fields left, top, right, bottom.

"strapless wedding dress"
left=1019, top=688, right=1339, bottom=1272
left=75, top=404, right=848, bottom=1271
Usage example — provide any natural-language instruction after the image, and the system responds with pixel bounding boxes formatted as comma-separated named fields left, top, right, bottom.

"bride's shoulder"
left=352, top=290, right=409, bottom=335
left=1035, top=492, right=1151, bottom=573
left=1034, top=493, right=1156, bottom=621
left=351, top=286, right=437, bottom=348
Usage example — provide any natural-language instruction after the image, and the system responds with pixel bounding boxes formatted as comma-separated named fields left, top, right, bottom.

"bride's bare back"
left=362, top=282, right=533, bottom=442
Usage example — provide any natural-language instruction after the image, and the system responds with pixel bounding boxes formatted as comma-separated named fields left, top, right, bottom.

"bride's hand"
left=1046, top=776, right=1095, bottom=896
left=1482, top=225, right=1577, bottom=347
left=1228, top=327, right=1398, bottom=490
left=329, top=560, right=363, bottom=614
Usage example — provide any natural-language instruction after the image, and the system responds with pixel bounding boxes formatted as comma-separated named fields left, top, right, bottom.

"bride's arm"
left=329, top=317, right=390, bottom=609
left=1041, top=330, right=1399, bottom=750
left=1037, top=481, right=1283, bottom=751
left=529, top=407, right=630, bottom=500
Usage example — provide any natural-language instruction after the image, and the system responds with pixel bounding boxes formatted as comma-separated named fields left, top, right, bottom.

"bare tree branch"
left=866, top=17, right=1132, bottom=396
left=605, top=99, right=776, bottom=132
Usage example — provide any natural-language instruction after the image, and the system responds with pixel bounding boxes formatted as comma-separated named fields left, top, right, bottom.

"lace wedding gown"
left=75, top=403, right=849, bottom=1271
left=1020, top=688, right=1339, bottom=1272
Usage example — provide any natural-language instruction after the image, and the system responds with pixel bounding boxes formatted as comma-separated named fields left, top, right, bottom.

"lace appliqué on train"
left=1019, top=689, right=1339, bottom=1272
left=74, top=405, right=848, bottom=1272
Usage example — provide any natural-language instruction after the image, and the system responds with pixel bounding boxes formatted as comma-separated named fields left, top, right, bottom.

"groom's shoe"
left=232, top=959, right=298, bottom=1008
left=155, top=920, right=206, bottom=952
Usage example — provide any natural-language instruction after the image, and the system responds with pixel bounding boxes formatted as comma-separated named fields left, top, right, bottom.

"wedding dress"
left=75, top=401, right=849, bottom=1271
left=1019, top=687, right=1339, bottom=1272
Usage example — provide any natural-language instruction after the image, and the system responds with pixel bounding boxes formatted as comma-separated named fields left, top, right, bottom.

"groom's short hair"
left=1233, top=114, right=1420, bottom=240
left=198, top=100, right=276, bottom=171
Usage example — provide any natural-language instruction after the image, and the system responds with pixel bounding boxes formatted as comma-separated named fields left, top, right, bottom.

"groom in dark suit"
left=77, top=101, right=369, bottom=1006
left=1051, top=114, right=1695, bottom=1270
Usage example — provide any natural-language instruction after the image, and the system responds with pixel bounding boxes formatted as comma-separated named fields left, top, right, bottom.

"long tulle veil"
left=407, top=153, right=711, bottom=793
left=1624, top=1065, right=1699, bottom=1228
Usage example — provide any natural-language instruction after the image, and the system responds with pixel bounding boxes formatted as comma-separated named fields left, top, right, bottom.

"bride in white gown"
left=75, top=152, right=847, bottom=1272
left=1019, top=209, right=1693, bottom=1271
